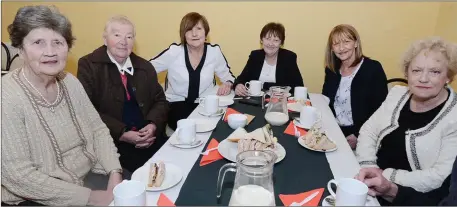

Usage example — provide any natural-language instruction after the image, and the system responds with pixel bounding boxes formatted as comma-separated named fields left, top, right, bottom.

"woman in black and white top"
left=322, top=24, right=388, bottom=149
left=150, top=12, right=235, bottom=130
left=234, top=22, right=304, bottom=96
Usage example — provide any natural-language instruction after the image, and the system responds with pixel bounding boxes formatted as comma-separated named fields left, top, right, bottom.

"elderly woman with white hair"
left=77, top=15, right=169, bottom=173
left=355, top=37, right=457, bottom=205
left=2, top=5, right=122, bottom=206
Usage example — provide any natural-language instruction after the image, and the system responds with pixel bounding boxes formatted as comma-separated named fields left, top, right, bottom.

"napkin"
left=223, top=108, right=255, bottom=124
left=279, top=188, right=324, bottom=206
left=199, top=138, right=224, bottom=166
left=157, top=193, right=175, bottom=206
left=284, top=121, right=307, bottom=137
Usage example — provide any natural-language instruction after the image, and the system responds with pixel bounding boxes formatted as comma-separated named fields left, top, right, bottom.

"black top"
left=322, top=57, right=388, bottom=137
left=377, top=91, right=449, bottom=171
left=184, top=43, right=208, bottom=103
left=233, top=48, right=304, bottom=93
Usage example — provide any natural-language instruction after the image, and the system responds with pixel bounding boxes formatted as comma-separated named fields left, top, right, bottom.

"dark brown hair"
left=8, top=5, right=75, bottom=49
left=179, top=12, right=210, bottom=44
left=260, top=22, right=286, bottom=45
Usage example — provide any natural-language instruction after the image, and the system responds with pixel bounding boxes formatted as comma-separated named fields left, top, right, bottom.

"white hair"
left=103, top=15, right=136, bottom=38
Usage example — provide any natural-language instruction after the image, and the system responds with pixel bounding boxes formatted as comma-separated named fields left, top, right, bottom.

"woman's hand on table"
left=235, top=84, right=249, bottom=96
left=217, top=81, right=233, bottom=96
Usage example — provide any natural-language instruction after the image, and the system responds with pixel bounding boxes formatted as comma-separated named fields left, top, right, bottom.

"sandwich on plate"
left=229, top=124, right=278, bottom=152
left=301, top=126, right=336, bottom=151
left=148, top=161, right=165, bottom=187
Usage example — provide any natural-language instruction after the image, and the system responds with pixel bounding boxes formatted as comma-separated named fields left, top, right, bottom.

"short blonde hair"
left=324, top=24, right=364, bottom=72
left=103, top=15, right=135, bottom=38
left=402, top=37, right=457, bottom=82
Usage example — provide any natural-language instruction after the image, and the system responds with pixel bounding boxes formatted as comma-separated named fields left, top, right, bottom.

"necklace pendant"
left=50, top=106, right=55, bottom=113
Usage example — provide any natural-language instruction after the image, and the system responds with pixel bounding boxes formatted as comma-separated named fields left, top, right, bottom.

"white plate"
left=249, top=91, right=265, bottom=97
left=198, top=108, right=225, bottom=117
left=293, top=119, right=312, bottom=129
left=322, top=195, right=333, bottom=206
left=219, top=99, right=234, bottom=107
left=218, top=139, right=286, bottom=163
left=131, top=162, right=183, bottom=192
left=191, top=119, right=217, bottom=133
left=169, top=133, right=203, bottom=149
left=298, top=136, right=337, bottom=152
left=287, top=102, right=305, bottom=112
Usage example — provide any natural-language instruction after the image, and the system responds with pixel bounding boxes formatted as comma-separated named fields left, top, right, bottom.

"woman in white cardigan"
left=355, top=37, right=457, bottom=204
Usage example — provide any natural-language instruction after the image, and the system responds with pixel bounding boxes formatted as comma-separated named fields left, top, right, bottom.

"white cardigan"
left=356, top=85, right=457, bottom=193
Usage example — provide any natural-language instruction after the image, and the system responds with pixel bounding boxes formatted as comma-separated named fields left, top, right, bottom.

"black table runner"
left=175, top=100, right=334, bottom=206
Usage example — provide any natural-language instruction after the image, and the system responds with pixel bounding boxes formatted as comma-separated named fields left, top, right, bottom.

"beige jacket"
left=356, top=85, right=457, bottom=193
left=1, top=69, right=122, bottom=205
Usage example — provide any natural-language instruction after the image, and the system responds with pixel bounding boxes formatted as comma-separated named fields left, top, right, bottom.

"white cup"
left=245, top=80, right=262, bottom=96
left=294, top=86, right=308, bottom=101
left=113, top=180, right=146, bottom=206
left=227, top=114, right=247, bottom=129
left=327, top=178, right=368, bottom=206
left=299, top=106, right=321, bottom=129
left=199, top=95, right=219, bottom=115
left=176, top=119, right=196, bottom=144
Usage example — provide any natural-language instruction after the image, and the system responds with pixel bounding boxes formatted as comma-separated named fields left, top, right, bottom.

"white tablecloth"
left=111, top=90, right=379, bottom=206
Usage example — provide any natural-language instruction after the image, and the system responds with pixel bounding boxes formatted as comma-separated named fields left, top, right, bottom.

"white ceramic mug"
left=199, top=95, right=219, bottom=115
left=245, top=80, right=262, bottom=96
left=176, top=119, right=196, bottom=144
left=113, top=180, right=146, bottom=206
left=294, top=86, right=308, bottom=101
left=327, top=178, right=368, bottom=206
left=299, top=106, right=321, bottom=129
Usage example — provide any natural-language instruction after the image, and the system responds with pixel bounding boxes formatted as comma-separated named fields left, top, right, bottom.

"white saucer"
left=219, top=99, right=234, bottom=107
left=131, top=162, right=183, bottom=192
left=293, top=119, right=312, bottom=129
left=169, top=133, right=203, bottom=149
left=249, top=91, right=265, bottom=97
left=298, top=137, right=338, bottom=152
left=198, top=108, right=225, bottom=117
left=287, top=102, right=304, bottom=112
left=191, top=118, right=217, bottom=133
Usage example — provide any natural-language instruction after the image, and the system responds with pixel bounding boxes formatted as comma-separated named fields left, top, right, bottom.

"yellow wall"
left=2, top=2, right=456, bottom=92
left=435, top=2, right=457, bottom=89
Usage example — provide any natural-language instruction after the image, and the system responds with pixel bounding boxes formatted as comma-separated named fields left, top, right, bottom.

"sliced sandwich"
left=148, top=161, right=165, bottom=187
left=301, top=127, right=336, bottom=151
left=238, top=124, right=278, bottom=152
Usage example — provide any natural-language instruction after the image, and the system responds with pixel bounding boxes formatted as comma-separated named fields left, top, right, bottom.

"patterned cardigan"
left=356, top=85, right=457, bottom=193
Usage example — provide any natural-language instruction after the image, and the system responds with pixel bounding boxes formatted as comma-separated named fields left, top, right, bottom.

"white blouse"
left=150, top=43, right=235, bottom=103
left=258, top=60, right=276, bottom=83
left=334, top=58, right=364, bottom=126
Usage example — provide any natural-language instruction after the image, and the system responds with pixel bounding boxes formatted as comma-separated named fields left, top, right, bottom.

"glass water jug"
left=263, top=86, right=290, bottom=126
left=216, top=150, right=277, bottom=206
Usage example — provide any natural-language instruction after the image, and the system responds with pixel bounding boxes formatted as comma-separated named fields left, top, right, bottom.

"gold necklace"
left=22, top=68, right=60, bottom=112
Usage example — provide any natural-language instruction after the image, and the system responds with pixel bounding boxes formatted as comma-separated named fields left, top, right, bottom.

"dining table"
left=110, top=87, right=380, bottom=206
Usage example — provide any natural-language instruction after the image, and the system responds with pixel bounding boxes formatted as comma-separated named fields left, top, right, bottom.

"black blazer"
left=322, top=57, right=388, bottom=137
left=234, top=48, right=304, bottom=93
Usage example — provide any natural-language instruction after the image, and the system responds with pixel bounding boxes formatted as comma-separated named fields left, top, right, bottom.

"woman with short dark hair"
left=234, top=22, right=304, bottom=96
left=2, top=5, right=122, bottom=206
left=150, top=12, right=235, bottom=130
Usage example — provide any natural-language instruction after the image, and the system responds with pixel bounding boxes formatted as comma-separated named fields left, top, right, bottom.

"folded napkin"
left=279, top=188, right=324, bottom=206
left=284, top=121, right=307, bottom=137
left=157, top=193, right=175, bottom=206
left=223, top=108, right=255, bottom=124
left=199, top=138, right=224, bottom=166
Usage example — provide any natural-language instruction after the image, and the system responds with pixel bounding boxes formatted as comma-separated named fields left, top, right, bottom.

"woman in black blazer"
left=234, top=22, right=304, bottom=96
left=322, top=24, right=388, bottom=149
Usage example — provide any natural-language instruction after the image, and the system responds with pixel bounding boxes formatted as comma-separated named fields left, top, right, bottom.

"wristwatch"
left=109, top=168, right=123, bottom=175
